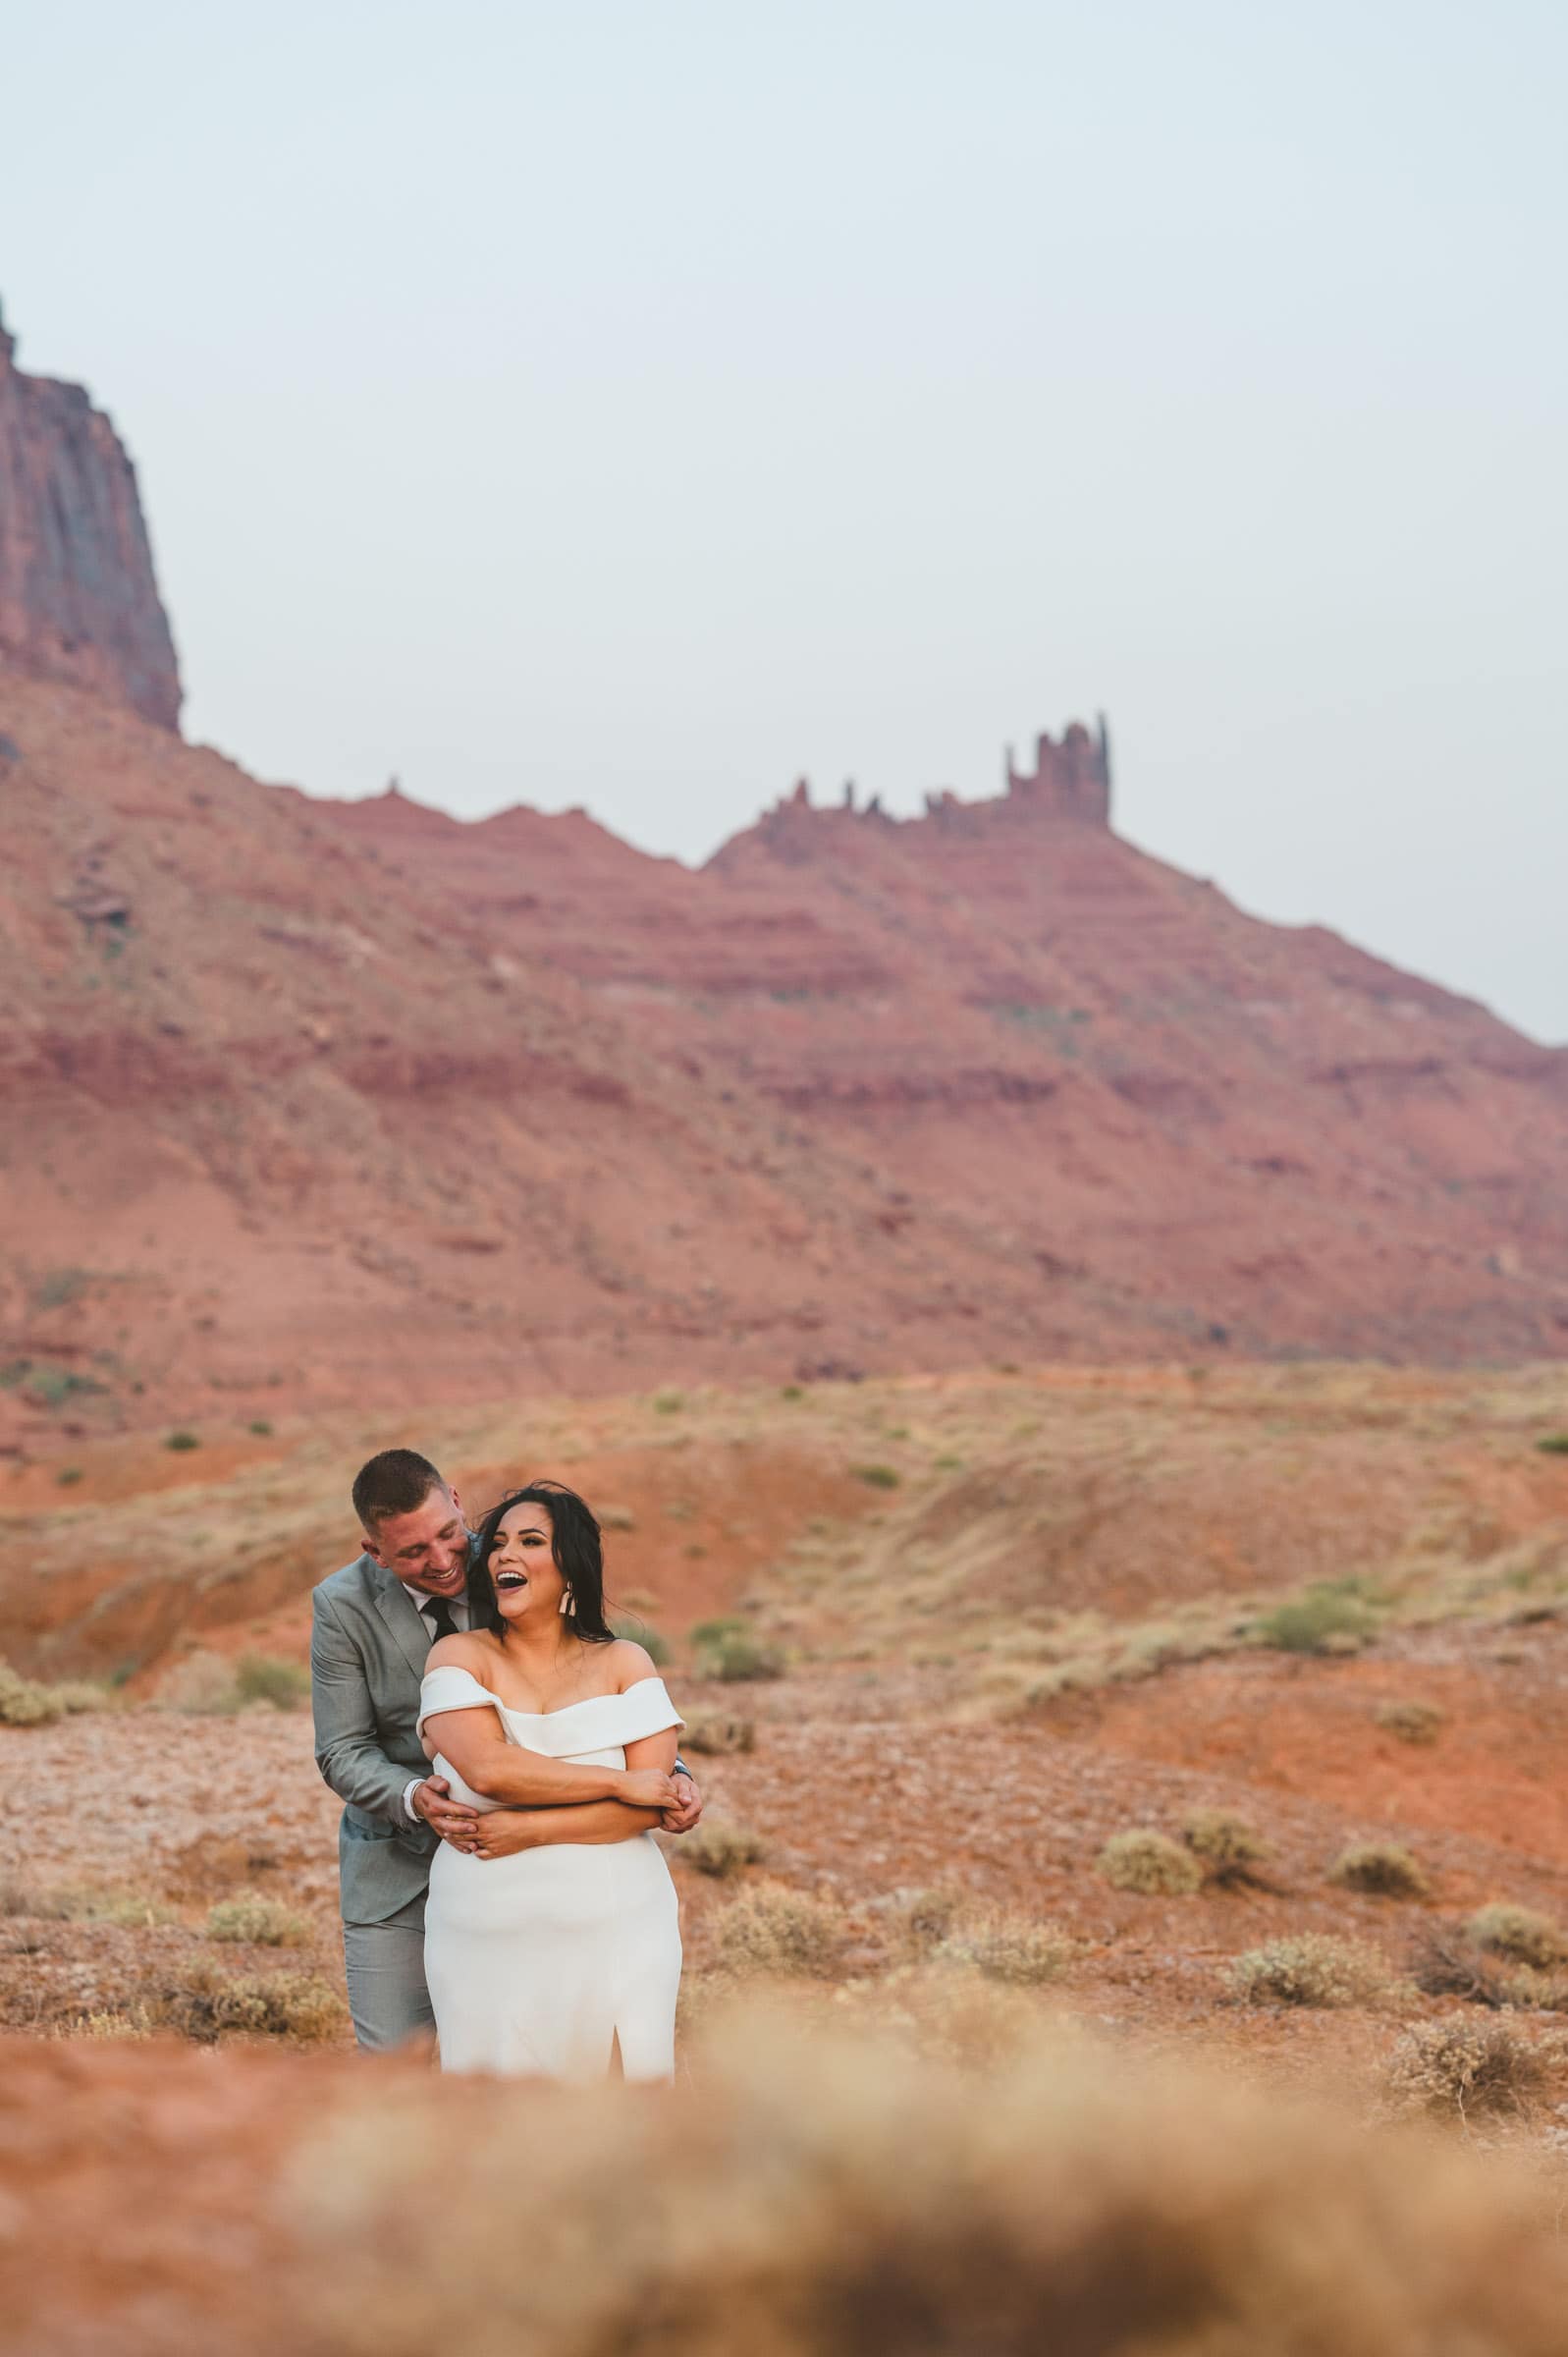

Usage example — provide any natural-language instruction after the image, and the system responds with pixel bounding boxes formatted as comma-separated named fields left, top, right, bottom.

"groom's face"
left=364, top=1482, right=470, bottom=1599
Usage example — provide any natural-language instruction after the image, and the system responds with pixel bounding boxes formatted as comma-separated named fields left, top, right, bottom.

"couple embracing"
left=310, top=1449, right=704, bottom=2078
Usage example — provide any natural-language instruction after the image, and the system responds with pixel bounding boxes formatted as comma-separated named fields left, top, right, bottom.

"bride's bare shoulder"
left=605, top=1636, right=662, bottom=1691
left=425, top=1631, right=501, bottom=1681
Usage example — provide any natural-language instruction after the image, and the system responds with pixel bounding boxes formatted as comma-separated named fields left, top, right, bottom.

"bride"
left=416, top=1479, right=685, bottom=2079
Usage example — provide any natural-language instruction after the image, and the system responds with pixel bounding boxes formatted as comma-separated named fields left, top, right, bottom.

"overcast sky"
left=5, top=1, right=1564, bottom=1041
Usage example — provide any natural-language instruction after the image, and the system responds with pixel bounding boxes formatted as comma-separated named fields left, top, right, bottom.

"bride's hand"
left=621, top=1767, right=678, bottom=1810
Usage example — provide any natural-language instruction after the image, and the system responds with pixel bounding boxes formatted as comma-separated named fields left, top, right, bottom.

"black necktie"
left=423, top=1598, right=459, bottom=1644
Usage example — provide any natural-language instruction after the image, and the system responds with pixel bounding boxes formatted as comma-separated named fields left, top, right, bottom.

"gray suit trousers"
left=342, top=1891, right=436, bottom=2053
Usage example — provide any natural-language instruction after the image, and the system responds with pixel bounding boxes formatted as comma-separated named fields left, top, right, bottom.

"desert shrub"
left=1098, top=1829, right=1203, bottom=1897
left=235, top=1653, right=310, bottom=1710
left=692, top=1620, right=784, bottom=1683
left=1376, top=1699, right=1445, bottom=1745
left=0, top=1661, right=62, bottom=1726
left=207, top=1892, right=311, bottom=1946
left=1386, top=2017, right=1557, bottom=2120
left=1257, top=1584, right=1374, bottom=1655
left=1227, top=1933, right=1394, bottom=2008
left=715, top=1885, right=848, bottom=1979
left=0, top=1659, right=107, bottom=1727
left=708, top=1634, right=784, bottom=1683
left=147, top=1956, right=346, bottom=2043
left=599, top=1506, right=637, bottom=1531
left=852, top=1463, right=901, bottom=1490
left=679, top=1712, right=755, bottom=1756
left=679, top=1821, right=767, bottom=1880
left=290, top=2020, right=1568, bottom=2357
left=937, top=1914, right=1070, bottom=1988
left=1503, top=1968, right=1568, bottom=2013
left=1411, top=1924, right=1511, bottom=2008
left=247, top=1418, right=274, bottom=1436
left=165, top=1429, right=201, bottom=1451
left=1330, top=1840, right=1430, bottom=1899
left=1182, top=1809, right=1271, bottom=1887
left=652, top=1390, right=684, bottom=1414
left=1534, top=1433, right=1568, bottom=1455
left=1469, top=1902, right=1567, bottom=1970
left=779, top=1383, right=804, bottom=1399
left=56, top=1464, right=82, bottom=1487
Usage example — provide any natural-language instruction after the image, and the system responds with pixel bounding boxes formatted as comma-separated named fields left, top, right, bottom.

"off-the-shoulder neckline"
left=421, top=1667, right=670, bottom=1723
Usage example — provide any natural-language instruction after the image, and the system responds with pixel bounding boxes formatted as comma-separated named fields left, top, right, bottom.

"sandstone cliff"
left=0, top=303, right=181, bottom=729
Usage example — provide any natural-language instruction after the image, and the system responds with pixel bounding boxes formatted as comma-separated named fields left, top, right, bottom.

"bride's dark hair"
left=468, top=1480, right=615, bottom=1642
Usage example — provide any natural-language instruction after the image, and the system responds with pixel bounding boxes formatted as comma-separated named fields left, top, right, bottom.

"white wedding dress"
left=417, top=1666, right=683, bottom=2080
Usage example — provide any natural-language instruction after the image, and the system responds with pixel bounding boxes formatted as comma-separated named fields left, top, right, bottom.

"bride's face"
left=488, top=1501, right=567, bottom=1622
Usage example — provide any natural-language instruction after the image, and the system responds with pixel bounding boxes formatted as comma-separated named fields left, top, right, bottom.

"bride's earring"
left=560, top=1587, right=575, bottom=1617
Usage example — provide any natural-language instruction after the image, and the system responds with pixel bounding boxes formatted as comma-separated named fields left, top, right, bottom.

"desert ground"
left=3, top=1360, right=1568, bottom=2347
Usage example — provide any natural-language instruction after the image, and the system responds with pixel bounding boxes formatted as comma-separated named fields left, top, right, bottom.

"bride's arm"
left=464, top=1728, right=681, bottom=1859
left=421, top=1702, right=676, bottom=1811
left=467, top=1799, right=665, bottom=1860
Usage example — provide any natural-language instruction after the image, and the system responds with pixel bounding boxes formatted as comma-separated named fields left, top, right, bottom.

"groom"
left=311, top=1447, right=703, bottom=2052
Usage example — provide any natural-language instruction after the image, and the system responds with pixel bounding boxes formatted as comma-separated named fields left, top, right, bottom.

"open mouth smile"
left=495, top=1570, right=528, bottom=1591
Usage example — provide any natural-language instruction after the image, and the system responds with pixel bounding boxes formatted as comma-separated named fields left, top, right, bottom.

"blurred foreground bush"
left=286, top=2010, right=1568, bottom=2357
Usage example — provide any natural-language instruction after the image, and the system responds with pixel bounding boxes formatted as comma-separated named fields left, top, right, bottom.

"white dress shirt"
left=401, top=1583, right=471, bottom=1824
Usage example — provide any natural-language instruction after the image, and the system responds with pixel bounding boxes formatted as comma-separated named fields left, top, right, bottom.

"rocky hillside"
left=308, top=734, right=1568, bottom=1373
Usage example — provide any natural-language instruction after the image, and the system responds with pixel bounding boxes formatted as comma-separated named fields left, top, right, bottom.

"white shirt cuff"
left=403, top=1775, right=426, bottom=1825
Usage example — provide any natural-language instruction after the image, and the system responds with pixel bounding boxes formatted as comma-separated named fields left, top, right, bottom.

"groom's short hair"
left=352, top=1448, right=447, bottom=1533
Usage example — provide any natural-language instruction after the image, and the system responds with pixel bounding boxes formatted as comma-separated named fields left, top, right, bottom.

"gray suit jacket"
left=310, top=1550, right=452, bottom=1925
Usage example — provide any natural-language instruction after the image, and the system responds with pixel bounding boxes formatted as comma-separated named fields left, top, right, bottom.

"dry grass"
left=1385, top=2017, right=1562, bottom=2121
left=1469, top=1904, right=1568, bottom=1971
left=206, top=1892, right=312, bottom=1946
left=51, top=2007, right=154, bottom=2042
left=677, top=1821, right=768, bottom=1880
left=1227, top=1933, right=1396, bottom=2009
left=1329, top=1841, right=1431, bottom=1900
left=287, top=2015, right=1568, bottom=2357
left=1098, top=1829, right=1204, bottom=1896
left=714, top=1885, right=849, bottom=1979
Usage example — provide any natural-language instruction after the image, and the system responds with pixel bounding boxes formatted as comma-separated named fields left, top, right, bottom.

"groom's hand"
left=661, top=1771, right=703, bottom=1835
left=410, top=1775, right=481, bottom=1845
